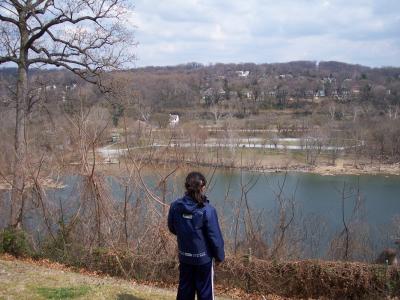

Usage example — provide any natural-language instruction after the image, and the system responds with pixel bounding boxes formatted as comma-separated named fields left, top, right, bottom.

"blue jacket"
left=168, top=195, right=225, bottom=265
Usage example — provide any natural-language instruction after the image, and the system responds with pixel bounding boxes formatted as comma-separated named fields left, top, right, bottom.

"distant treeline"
left=1, top=61, right=400, bottom=111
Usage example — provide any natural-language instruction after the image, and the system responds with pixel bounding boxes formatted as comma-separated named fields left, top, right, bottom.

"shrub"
left=0, top=228, right=31, bottom=257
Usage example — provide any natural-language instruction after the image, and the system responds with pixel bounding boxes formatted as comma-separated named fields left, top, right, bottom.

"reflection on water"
left=105, top=169, right=400, bottom=253
left=2, top=169, right=399, bottom=259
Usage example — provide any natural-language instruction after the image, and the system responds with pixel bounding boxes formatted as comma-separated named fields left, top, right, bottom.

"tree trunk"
left=11, top=63, right=28, bottom=228
left=10, top=17, right=29, bottom=227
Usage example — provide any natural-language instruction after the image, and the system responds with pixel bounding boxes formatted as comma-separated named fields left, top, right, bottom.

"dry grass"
left=218, top=258, right=400, bottom=299
left=0, top=256, right=177, bottom=300
left=0, top=254, right=296, bottom=300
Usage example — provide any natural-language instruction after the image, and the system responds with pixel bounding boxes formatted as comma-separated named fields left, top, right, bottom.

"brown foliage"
left=218, top=258, right=400, bottom=299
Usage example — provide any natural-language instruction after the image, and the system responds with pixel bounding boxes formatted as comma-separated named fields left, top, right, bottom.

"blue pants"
left=177, top=261, right=214, bottom=300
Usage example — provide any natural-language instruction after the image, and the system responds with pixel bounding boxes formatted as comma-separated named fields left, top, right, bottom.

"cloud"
left=131, top=0, right=400, bottom=67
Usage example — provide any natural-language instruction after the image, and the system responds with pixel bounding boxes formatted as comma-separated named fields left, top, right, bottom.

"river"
left=4, top=169, right=400, bottom=259
left=102, top=169, right=400, bottom=254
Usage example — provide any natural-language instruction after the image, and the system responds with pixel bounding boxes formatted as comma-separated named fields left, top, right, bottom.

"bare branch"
left=0, top=13, right=19, bottom=25
left=0, top=55, right=18, bottom=64
left=26, top=0, right=124, bottom=48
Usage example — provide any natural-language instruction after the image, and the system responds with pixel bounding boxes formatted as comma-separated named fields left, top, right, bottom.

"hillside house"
left=45, top=85, right=57, bottom=91
left=240, top=89, right=253, bottom=100
left=351, top=86, right=361, bottom=95
left=338, top=88, right=351, bottom=101
left=305, top=90, right=314, bottom=98
left=229, top=91, right=238, bottom=98
left=202, top=88, right=213, bottom=97
left=277, top=74, right=294, bottom=79
left=236, top=71, right=250, bottom=78
left=169, top=114, right=180, bottom=127
left=315, top=89, right=326, bottom=98
left=218, top=88, right=226, bottom=97
left=65, top=83, right=77, bottom=90
left=201, top=88, right=213, bottom=103
left=322, top=76, right=336, bottom=84
left=111, top=132, right=121, bottom=143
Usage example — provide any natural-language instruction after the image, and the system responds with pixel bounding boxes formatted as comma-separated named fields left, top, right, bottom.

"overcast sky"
left=130, top=0, right=400, bottom=68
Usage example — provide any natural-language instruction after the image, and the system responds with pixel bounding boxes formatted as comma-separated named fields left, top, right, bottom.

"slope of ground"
left=3, top=254, right=399, bottom=299
left=0, top=255, right=244, bottom=300
left=0, top=257, right=176, bottom=300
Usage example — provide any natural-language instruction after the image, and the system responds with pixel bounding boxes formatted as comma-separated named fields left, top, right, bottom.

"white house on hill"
left=169, top=114, right=180, bottom=127
left=236, top=71, right=250, bottom=78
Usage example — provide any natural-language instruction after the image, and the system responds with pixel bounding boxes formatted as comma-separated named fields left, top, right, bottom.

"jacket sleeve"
left=204, top=206, right=225, bottom=262
left=167, top=204, right=176, bottom=235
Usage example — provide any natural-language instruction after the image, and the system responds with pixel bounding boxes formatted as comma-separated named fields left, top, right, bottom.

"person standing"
left=168, top=171, right=225, bottom=300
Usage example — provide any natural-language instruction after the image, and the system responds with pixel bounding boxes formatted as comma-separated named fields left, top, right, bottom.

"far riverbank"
left=97, top=143, right=400, bottom=177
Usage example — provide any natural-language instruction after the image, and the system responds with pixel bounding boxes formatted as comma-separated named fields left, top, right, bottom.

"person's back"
left=168, top=172, right=224, bottom=300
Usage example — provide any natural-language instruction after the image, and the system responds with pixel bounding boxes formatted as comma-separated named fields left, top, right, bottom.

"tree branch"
left=26, top=0, right=53, bottom=18
left=26, top=0, right=121, bottom=49
left=0, top=55, right=18, bottom=64
left=0, top=14, right=19, bottom=26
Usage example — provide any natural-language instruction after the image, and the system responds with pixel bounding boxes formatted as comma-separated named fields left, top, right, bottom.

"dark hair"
left=185, top=171, right=207, bottom=206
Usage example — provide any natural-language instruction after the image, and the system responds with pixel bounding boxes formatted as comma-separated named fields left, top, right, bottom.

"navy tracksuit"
left=168, top=195, right=225, bottom=300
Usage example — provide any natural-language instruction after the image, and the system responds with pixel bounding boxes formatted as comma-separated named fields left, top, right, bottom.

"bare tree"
left=0, top=0, right=135, bottom=227
left=329, top=178, right=369, bottom=261
left=269, top=172, right=297, bottom=260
